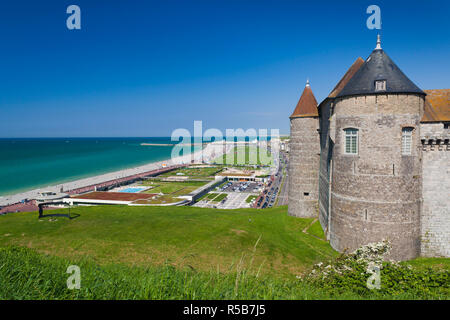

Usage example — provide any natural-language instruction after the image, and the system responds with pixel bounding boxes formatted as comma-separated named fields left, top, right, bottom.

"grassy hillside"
left=0, top=205, right=336, bottom=278
left=1, top=246, right=447, bottom=299
left=0, top=205, right=448, bottom=300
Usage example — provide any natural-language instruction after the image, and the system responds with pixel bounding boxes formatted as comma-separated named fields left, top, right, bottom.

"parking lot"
left=256, top=183, right=279, bottom=209
left=220, top=181, right=263, bottom=193
left=255, top=159, right=286, bottom=209
left=215, top=192, right=249, bottom=209
left=193, top=181, right=262, bottom=209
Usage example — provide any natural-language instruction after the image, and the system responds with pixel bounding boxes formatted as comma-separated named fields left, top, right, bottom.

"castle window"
left=375, top=80, right=386, bottom=91
left=344, top=128, right=358, bottom=154
left=402, top=127, right=413, bottom=155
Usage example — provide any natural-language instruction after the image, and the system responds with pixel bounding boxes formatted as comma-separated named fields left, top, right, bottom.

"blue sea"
left=0, top=137, right=196, bottom=196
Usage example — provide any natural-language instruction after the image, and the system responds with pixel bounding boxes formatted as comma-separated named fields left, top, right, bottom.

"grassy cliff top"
left=0, top=205, right=335, bottom=278
left=1, top=205, right=448, bottom=299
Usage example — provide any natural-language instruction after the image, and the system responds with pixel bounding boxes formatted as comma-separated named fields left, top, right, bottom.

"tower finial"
left=375, top=34, right=382, bottom=50
left=306, top=78, right=310, bottom=87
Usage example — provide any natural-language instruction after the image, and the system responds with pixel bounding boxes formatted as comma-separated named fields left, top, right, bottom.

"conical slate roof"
left=328, top=57, right=365, bottom=98
left=290, top=81, right=318, bottom=118
left=337, top=41, right=424, bottom=98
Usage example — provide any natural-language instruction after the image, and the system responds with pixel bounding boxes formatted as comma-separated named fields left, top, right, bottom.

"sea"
left=0, top=137, right=198, bottom=196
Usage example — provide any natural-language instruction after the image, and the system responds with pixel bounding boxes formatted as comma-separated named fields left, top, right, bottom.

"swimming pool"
left=119, top=187, right=148, bottom=193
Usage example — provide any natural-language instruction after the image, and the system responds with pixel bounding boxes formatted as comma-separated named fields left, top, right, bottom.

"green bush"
left=304, top=241, right=449, bottom=299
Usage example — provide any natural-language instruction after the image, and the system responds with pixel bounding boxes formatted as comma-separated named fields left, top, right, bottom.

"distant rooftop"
left=290, top=80, right=318, bottom=118
left=422, top=89, right=450, bottom=122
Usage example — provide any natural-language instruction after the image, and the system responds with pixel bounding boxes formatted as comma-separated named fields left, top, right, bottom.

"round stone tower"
left=329, top=36, right=425, bottom=260
left=288, top=80, right=320, bottom=218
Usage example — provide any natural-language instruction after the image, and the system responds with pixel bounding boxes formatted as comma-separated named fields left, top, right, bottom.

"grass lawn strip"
left=212, top=193, right=227, bottom=202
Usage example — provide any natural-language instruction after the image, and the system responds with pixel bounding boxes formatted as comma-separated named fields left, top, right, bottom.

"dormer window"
left=375, top=80, right=386, bottom=91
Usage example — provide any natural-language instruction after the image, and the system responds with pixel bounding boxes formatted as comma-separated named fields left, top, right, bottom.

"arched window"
left=402, top=127, right=414, bottom=155
left=344, top=128, right=358, bottom=154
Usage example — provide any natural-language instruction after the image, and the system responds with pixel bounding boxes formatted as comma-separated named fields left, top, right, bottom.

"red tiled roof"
left=290, top=85, right=318, bottom=118
left=421, top=89, right=450, bottom=122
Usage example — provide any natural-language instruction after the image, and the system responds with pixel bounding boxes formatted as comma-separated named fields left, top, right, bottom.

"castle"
left=288, top=36, right=449, bottom=260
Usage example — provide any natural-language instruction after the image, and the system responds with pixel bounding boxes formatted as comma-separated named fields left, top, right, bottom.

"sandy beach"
left=0, top=142, right=232, bottom=207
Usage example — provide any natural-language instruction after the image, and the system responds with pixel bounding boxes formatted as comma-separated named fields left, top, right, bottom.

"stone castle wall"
left=288, top=116, right=320, bottom=217
left=318, top=99, right=333, bottom=235
left=420, top=123, right=450, bottom=257
left=329, top=94, right=424, bottom=260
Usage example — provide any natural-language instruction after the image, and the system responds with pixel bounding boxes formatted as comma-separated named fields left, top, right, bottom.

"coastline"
left=0, top=142, right=231, bottom=207
left=141, top=143, right=204, bottom=146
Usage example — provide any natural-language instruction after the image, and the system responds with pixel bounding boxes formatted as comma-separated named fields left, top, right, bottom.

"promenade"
left=0, top=142, right=232, bottom=210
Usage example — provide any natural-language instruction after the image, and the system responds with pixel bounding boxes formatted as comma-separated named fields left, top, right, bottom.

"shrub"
left=304, top=241, right=449, bottom=299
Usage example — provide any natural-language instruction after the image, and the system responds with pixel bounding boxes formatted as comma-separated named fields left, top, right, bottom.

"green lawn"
left=246, top=195, right=258, bottom=203
left=0, top=205, right=335, bottom=277
left=214, top=146, right=273, bottom=166
left=305, top=220, right=326, bottom=240
left=142, top=181, right=206, bottom=195
left=205, top=193, right=219, bottom=200
left=402, top=257, right=450, bottom=270
left=158, top=166, right=223, bottom=178
left=212, top=193, right=227, bottom=202
left=0, top=205, right=448, bottom=300
left=134, top=195, right=184, bottom=204
left=4, top=245, right=446, bottom=300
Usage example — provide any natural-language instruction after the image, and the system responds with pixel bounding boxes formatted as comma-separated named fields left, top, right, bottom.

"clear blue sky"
left=0, top=0, right=449, bottom=137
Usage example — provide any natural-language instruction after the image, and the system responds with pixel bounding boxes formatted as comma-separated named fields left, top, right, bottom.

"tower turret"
left=288, top=80, right=320, bottom=217
left=329, top=36, right=425, bottom=260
